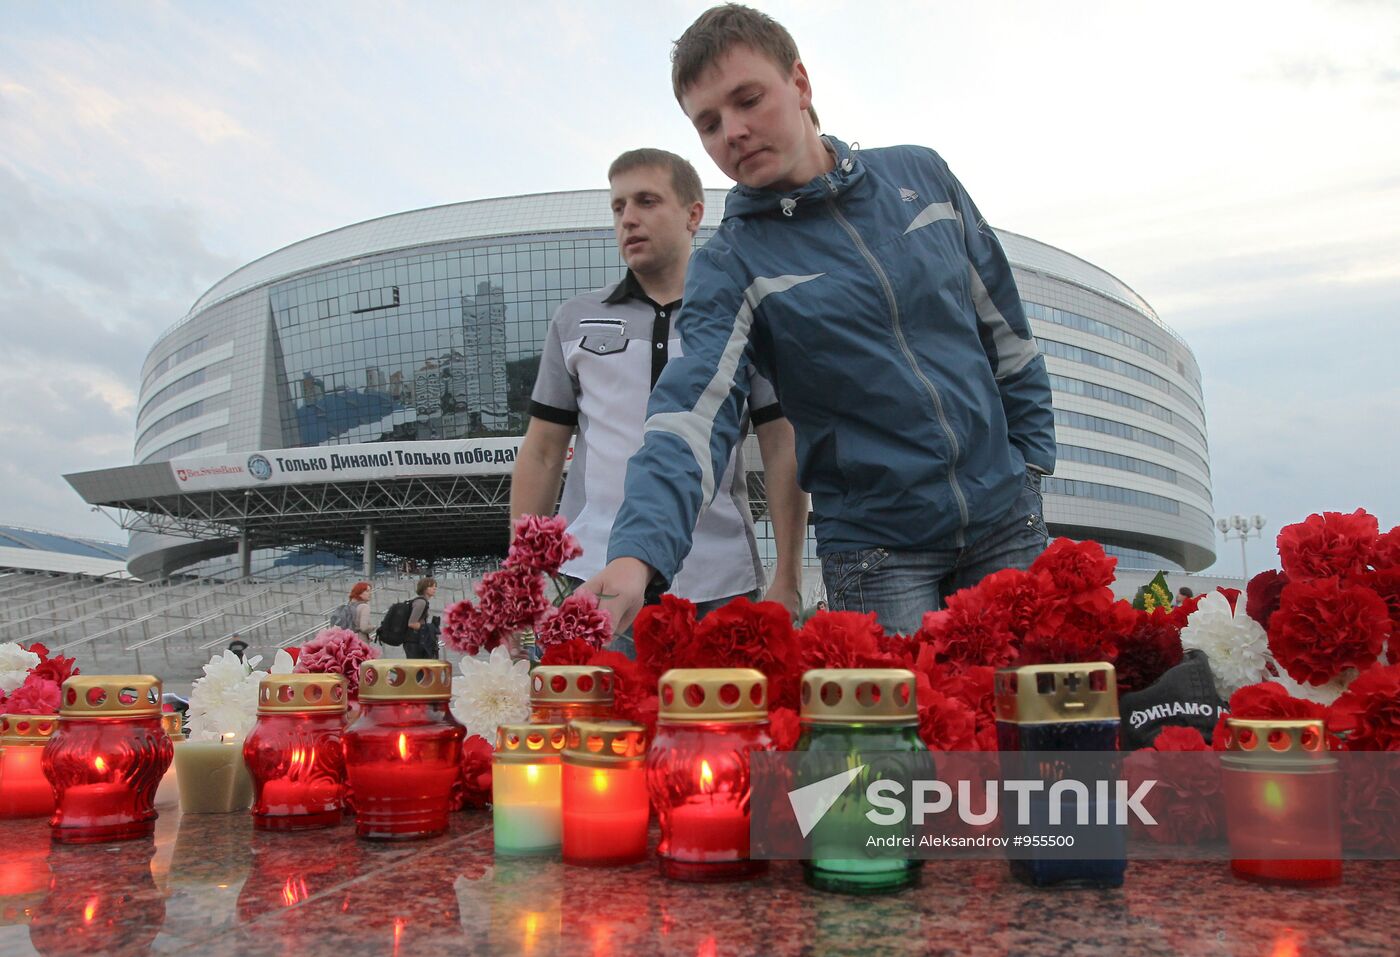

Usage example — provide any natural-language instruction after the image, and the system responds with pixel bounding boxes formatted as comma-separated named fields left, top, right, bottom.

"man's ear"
left=793, top=59, right=813, bottom=112
left=688, top=200, right=704, bottom=235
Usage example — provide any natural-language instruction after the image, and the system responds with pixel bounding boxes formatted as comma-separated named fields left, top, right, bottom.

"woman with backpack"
left=334, top=581, right=374, bottom=642
left=404, top=577, right=438, bottom=659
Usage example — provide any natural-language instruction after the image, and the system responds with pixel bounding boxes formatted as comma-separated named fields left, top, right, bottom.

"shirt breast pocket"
left=578, top=333, right=630, bottom=356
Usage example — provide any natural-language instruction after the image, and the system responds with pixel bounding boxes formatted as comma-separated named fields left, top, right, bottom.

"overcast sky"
left=1, top=0, right=1396, bottom=578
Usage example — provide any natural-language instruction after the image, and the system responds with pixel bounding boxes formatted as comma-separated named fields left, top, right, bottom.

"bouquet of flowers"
left=293, top=628, right=379, bottom=698
left=0, top=641, right=81, bottom=715
left=441, top=515, right=611, bottom=659
left=187, top=649, right=267, bottom=742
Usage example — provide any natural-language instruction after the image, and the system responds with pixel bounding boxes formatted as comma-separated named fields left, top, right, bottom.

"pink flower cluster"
left=294, top=627, right=380, bottom=698
left=442, top=513, right=610, bottom=656
left=0, top=642, right=80, bottom=715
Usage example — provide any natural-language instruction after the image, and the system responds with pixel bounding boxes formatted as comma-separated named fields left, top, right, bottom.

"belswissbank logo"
left=786, top=766, right=1159, bottom=835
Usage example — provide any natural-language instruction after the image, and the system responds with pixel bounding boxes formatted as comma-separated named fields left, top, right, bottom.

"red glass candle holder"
left=1221, top=717, right=1342, bottom=885
left=561, top=720, right=649, bottom=866
left=647, top=669, right=772, bottom=882
left=244, top=674, right=349, bottom=830
left=0, top=713, right=59, bottom=818
left=43, top=675, right=173, bottom=844
left=343, top=660, right=464, bottom=840
left=529, top=666, right=614, bottom=724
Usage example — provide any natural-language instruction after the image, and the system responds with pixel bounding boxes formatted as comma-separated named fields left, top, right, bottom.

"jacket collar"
left=722, top=135, right=863, bottom=221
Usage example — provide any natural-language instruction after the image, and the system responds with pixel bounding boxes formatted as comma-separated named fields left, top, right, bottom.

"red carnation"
left=587, top=650, right=658, bottom=737
left=632, top=595, right=697, bottom=683
left=914, top=591, right=1018, bottom=671
left=23, top=642, right=50, bottom=660
left=1372, top=525, right=1400, bottom=571
left=1355, top=570, right=1400, bottom=663
left=1113, top=607, right=1185, bottom=694
left=538, top=638, right=600, bottom=666
left=1030, top=538, right=1117, bottom=593
left=796, top=611, right=883, bottom=672
left=505, top=513, right=583, bottom=576
left=1269, top=577, right=1391, bottom=686
left=1016, top=594, right=1132, bottom=666
left=5, top=676, right=60, bottom=715
left=1126, top=726, right=1222, bottom=844
left=1245, top=569, right=1289, bottom=630
left=458, top=734, right=494, bottom=809
left=1277, top=509, right=1379, bottom=581
left=914, top=671, right=979, bottom=752
left=1215, top=587, right=1241, bottom=614
left=535, top=591, right=612, bottom=653
left=27, top=652, right=79, bottom=687
left=1212, top=681, right=1327, bottom=749
left=972, top=567, right=1048, bottom=640
left=1327, top=664, right=1400, bottom=751
left=769, top=706, right=801, bottom=751
left=476, top=566, right=550, bottom=636
left=687, top=598, right=800, bottom=709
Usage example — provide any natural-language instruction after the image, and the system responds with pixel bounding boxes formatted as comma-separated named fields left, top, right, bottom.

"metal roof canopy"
left=95, top=474, right=517, bottom=560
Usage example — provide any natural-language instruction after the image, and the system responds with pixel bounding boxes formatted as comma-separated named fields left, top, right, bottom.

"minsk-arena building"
left=67, top=191, right=1216, bottom=581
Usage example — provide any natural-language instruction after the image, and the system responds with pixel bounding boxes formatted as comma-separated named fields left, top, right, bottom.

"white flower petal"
left=1180, top=592, right=1274, bottom=696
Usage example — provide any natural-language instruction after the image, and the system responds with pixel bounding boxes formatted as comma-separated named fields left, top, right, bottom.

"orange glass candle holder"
left=1221, top=717, right=1341, bottom=885
left=244, top=674, right=349, bottom=830
left=343, top=660, right=464, bottom=841
left=0, top=714, right=59, bottom=818
left=561, top=720, right=649, bottom=866
left=647, top=669, right=772, bottom=882
left=42, top=675, right=172, bottom=844
left=529, top=666, right=614, bottom=724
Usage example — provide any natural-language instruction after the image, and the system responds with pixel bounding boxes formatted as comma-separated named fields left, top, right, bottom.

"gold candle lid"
left=562, top=720, right=647, bottom=767
left=0, top=713, right=59, bottom=746
left=358, top=660, right=452, bottom=701
left=59, top=675, right=163, bottom=718
left=161, top=712, right=186, bottom=740
left=800, top=669, right=917, bottom=725
left=658, top=668, right=768, bottom=723
left=994, top=663, right=1118, bottom=724
left=1222, top=718, right=1331, bottom=761
left=258, top=674, right=348, bottom=714
left=495, top=723, right=567, bottom=763
left=530, top=666, right=615, bottom=705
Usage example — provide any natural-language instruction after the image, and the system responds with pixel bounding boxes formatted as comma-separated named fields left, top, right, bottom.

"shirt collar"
left=602, top=269, right=681, bottom=311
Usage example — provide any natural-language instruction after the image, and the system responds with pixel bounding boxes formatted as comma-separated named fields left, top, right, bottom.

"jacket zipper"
left=821, top=178, right=970, bottom=541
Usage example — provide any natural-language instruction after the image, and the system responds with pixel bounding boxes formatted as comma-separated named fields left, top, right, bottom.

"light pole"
left=1217, top=514, right=1267, bottom=579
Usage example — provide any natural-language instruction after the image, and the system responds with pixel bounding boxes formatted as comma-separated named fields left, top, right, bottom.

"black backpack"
left=375, top=599, right=416, bottom=646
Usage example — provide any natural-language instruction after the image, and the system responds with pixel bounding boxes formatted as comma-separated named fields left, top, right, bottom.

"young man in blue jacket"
left=584, top=3, right=1056, bottom=636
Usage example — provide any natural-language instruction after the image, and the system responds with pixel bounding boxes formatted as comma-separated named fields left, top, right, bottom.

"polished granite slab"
left=0, top=809, right=1397, bottom=956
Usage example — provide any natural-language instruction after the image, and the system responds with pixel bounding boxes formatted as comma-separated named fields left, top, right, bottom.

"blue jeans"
left=820, top=471, right=1049, bottom=636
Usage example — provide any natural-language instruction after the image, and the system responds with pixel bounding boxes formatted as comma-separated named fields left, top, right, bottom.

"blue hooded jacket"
left=608, top=136, right=1056, bottom=581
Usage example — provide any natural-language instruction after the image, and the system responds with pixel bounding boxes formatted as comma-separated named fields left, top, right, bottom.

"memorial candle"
left=42, top=675, right=172, bottom=844
left=492, top=723, right=565, bottom=856
left=561, top=721, right=648, bottom=866
left=244, top=673, right=349, bottom=830
left=1220, top=717, right=1341, bottom=886
left=0, top=714, right=58, bottom=818
left=343, top=660, right=464, bottom=840
left=528, top=666, right=614, bottom=725
left=647, top=669, right=771, bottom=882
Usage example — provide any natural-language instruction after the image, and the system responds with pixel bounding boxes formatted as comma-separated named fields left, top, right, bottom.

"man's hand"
left=578, top=557, right=654, bottom=635
left=762, top=579, right=802, bottom=619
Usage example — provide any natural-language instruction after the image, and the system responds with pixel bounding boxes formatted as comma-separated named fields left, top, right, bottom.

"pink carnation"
left=476, top=566, right=550, bottom=635
left=6, top=676, right=61, bottom=715
left=506, top=514, right=583, bottom=576
left=294, top=627, right=381, bottom=698
left=535, top=591, right=613, bottom=652
left=441, top=599, right=501, bottom=656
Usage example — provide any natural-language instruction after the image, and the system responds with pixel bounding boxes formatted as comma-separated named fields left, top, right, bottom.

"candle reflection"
left=30, top=838, right=164, bottom=956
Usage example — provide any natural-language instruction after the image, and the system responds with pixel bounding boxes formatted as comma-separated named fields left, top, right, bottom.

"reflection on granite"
left=1, top=809, right=1398, bottom=956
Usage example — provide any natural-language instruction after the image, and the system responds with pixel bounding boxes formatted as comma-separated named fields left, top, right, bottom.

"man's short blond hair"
left=670, top=3, right=819, bottom=128
left=607, top=148, right=704, bottom=207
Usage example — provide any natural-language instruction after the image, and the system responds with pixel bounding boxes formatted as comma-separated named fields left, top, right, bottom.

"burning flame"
left=93, top=756, right=107, bottom=773
left=699, top=760, right=714, bottom=793
left=525, top=763, right=540, bottom=785
left=592, top=769, right=609, bottom=794
left=83, top=898, right=99, bottom=923
left=397, top=733, right=409, bottom=761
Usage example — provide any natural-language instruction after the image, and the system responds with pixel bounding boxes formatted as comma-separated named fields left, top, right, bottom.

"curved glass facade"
left=125, top=191, right=1216, bottom=576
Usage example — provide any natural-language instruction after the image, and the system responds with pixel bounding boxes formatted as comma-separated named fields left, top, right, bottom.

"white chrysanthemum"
left=1272, top=669, right=1354, bottom=707
left=186, top=650, right=267, bottom=741
left=269, top=649, right=296, bottom=675
left=450, top=645, right=530, bottom=740
left=1180, top=591, right=1273, bottom=696
left=0, top=642, right=41, bottom=694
